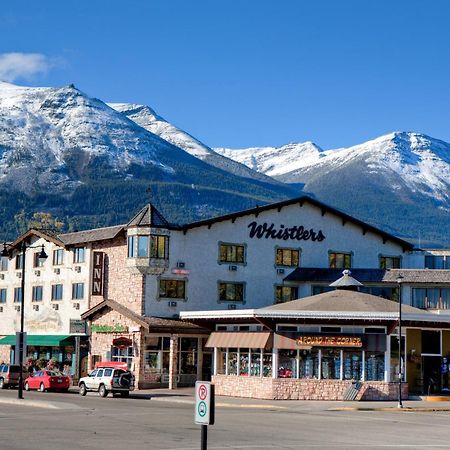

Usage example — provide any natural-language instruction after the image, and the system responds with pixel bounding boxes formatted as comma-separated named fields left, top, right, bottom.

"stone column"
left=169, top=334, right=178, bottom=390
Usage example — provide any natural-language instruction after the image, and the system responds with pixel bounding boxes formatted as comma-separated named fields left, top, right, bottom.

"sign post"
left=195, top=381, right=215, bottom=450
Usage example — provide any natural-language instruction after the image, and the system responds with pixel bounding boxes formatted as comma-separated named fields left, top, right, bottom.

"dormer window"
left=138, top=236, right=149, bottom=257
left=150, top=235, right=168, bottom=259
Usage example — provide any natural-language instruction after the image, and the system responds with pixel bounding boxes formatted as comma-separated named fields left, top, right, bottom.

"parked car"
left=24, top=370, right=71, bottom=392
left=78, top=362, right=134, bottom=397
left=0, top=364, right=28, bottom=389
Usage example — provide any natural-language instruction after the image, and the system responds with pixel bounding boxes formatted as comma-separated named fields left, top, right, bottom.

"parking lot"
left=1, top=388, right=450, bottom=450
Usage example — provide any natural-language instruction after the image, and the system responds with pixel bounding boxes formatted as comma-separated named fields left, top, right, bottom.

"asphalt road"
left=1, top=389, right=450, bottom=450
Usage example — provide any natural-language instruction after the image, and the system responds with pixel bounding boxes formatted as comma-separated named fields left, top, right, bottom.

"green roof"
left=0, top=335, right=73, bottom=346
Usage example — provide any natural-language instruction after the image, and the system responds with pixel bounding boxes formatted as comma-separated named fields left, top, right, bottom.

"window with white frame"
left=32, top=286, right=43, bottom=302
left=72, top=283, right=84, bottom=300
left=73, top=247, right=85, bottom=263
left=53, top=249, right=64, bottom=266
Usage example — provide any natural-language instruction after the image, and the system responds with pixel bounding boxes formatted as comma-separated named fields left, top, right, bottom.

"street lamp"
left=396, top=274, right=404, bottom=409
left=1, top=241, right=48, bottom=399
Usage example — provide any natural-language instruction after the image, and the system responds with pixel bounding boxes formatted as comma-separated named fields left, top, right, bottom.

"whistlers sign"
left=297, top=336, right=363, bottom=347
left=248, top=221, right=325, bottom=242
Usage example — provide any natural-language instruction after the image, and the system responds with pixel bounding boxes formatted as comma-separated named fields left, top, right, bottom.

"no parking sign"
left=195, top=381, right=215, bottom=425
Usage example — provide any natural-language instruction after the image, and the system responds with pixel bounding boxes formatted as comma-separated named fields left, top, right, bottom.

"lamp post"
left=1, top=241, right=48, bottom=399
left=397, top=274, right=404, bottom=409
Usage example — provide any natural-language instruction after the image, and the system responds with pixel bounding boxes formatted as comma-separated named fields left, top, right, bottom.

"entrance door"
left=202, top=353, right=212, bottom=381
left=422, top=356, right=441, bottom=394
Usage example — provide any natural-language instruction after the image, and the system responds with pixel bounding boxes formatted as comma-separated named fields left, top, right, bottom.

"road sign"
left=195, top=381, right=215, bottom=425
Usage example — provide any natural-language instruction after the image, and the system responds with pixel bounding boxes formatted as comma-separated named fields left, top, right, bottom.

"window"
left=219, top=282, right=245, bottom=302
left=51, top=284, right=63, bottom=301
left=0, top=257, right=8, bottom=271
left=32, top=286, right=43, bottom=302
left=412, top=288, right=450, bottom=309
left=275, top=286, right=298, bottom=304
left=359, top=286, right=399, bottom=302
left=72, top=283, right=84, bottom=300
left=150, top=235, right=169, bottom=259
left=15, top=254, right=23, bottom=270
left=112, top=346, right=134, bottom=370
left=144, top=336, right=170, bottom=372
left=219, top=243, right=245, bottom=264
left=53, top=249, right=64, bottom=266
left=422, top=330, right=441, bottom=354
left=138, top=235, right=149, bottom=257
left=14, top=287, right=22, bottom=303
left=159, top=279, right=185, bottom=299
left=127, top=236, right=136, bottom=258
left=73, top=247, right=85, bottom=263
left=33, top=252, right=44, bottom=268
left=425, top=255, right=450, bottom=269
left=276, top=248, right=300, bottom=267
left=379, top=256, right=401, bottom=269
left=0, top=289, right=6, bottom=303
left=329, top=252, right=352, bottom=269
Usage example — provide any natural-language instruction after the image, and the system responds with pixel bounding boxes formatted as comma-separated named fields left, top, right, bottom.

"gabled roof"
left=81, top=299, right=207, bottom=333
left=181, top=195, right=414, bottom=250
left=285, top=268, right=450, bottom=284
left=126, top=204, right=171, bottom=228
left=59, top=225, right=124, bottom=246
left=8, top=229, right=65, bottom=251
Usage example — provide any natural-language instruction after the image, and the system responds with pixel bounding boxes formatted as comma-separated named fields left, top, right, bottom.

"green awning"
left=0, top=335, right=73, bottom=346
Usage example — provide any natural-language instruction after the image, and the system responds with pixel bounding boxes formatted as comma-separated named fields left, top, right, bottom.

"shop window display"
left=239, top=348, right=250, bottom=376
left=299, top=349, right=319, bottom=379
left=262, top=353, right=272, bottom=377
left=278, top=350, right=296, bottom=378
left=343, top=351, right=362, bottom=380
left=365, top=352, right=385, bottom=381
left=250, top=351, right=261, bottom=376
left=321, top=349, right=341, bottom=379
left=228, top=350, right=238, bottom=375
left=144, top=337, right=170, bottom=374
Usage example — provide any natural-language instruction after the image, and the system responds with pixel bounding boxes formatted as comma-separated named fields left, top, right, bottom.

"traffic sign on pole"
left=195, top=381, right=215, bottom=425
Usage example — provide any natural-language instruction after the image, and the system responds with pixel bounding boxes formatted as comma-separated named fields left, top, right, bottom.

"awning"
left=205, top=332, right=272, bottom=349
left=0, top=335, right=74, bottom=346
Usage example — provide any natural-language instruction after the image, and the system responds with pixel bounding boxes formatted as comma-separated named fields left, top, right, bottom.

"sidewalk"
left=133, top=387, right=450, bottom=412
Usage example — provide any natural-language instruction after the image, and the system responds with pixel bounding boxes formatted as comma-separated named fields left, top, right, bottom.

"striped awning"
left=205, top=332, right=272, bottom=349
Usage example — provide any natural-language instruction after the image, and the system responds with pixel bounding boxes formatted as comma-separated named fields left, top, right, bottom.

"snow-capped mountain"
left=216, top=132, right=450, bottom=246
left=109, top=103, right=276, bottom=183
left=0, top=82, right=295, bottom=239
left=215, top=142, right=324, bottom=177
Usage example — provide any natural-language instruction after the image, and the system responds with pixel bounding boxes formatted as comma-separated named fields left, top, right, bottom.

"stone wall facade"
left=0, top=343, right=10, bottom=364
left=91, top=236, right=145, bottom=315
left=212, top=375, right=409, bottom=401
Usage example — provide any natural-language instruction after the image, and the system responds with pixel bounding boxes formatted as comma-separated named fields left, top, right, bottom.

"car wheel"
left=39, top=383, right=46, bottom=392
left=120, top=391, right=130, bottom=398
left=98, top=384, right=108, bottom=398
left=79, top=383, right=87, bottom=396
left=0, top=378, right=4, bottom=389
left=24, top=382, right=30, bottom=391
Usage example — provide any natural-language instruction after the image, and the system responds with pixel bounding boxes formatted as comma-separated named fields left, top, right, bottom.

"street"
left=1, top=389, right=450, bottom=449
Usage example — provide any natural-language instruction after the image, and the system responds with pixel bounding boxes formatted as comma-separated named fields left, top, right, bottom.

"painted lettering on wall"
left=91, top=251, right=104, bottom=296
left=248, top=222, right=326, bottom=242
left=91, top=324, right=128, bottom=333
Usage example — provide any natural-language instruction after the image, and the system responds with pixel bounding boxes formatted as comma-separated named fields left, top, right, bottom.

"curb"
left=329, top=406, right=450, bottom=412
left=149, top=396, right=286, bottom=409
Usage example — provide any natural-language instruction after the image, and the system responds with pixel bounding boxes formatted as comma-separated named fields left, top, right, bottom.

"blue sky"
left=1, top=0, right=450, bottom=149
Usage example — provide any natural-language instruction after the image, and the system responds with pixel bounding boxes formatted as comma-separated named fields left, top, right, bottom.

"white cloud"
left=0, top=52, right=53, bottom=82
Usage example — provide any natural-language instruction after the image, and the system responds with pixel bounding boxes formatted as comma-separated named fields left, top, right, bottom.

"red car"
left=24, top=370, right=71, bottom=392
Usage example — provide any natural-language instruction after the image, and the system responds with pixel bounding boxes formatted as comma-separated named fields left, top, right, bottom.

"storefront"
left=0, top=334, right=88, bottom=378
left=81, top=298, right=210, bottom=389
left=181, top=288, right=450, bottom=400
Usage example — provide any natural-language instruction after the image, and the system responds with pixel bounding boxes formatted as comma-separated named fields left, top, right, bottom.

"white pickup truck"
left=78, top=363, right=134, bottom=398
